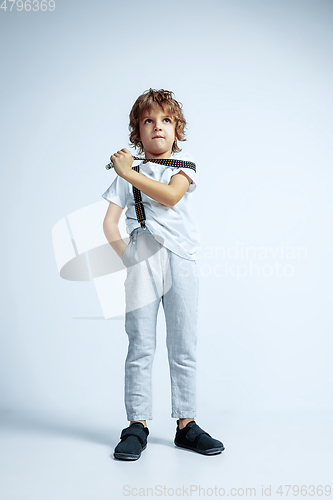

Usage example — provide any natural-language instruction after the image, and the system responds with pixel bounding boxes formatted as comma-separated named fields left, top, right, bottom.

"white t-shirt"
left=102, top=153, right=200, bottom=260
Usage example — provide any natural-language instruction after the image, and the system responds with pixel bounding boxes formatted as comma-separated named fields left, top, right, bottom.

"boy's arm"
left=123, top=169, right=191, bottom=207
left=103, top=201, right=127, bottom=259
left=111, top=148, right=191, bottom=206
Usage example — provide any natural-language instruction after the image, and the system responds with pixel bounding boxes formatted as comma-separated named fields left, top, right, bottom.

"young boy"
left=102, top=88, right=225, bottom=460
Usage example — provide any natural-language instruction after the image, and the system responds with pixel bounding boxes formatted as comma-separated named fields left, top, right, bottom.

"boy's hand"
left=110, top=148, right=134, bottom=178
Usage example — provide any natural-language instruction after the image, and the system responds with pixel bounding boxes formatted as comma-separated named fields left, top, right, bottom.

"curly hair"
left=129, top=88, right=187, bottom=155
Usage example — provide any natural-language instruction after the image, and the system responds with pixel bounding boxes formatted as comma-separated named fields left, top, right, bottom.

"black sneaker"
left=174, top=420, right=225, bottom=455
left=114, top=422, right=149, bottom=461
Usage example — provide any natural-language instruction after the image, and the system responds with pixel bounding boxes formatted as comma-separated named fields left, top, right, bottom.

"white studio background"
left=0, top=0, right=332, bottom=498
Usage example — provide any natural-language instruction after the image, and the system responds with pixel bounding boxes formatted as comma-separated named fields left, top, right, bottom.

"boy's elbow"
left=160, top=193, right=176, bottom=207
left=102, top=218, right=109, bottom=232
left=168, top=190, right=179, bottom=207
left=169, top=193, right=181, bottom=207
left=103, top=218, right=117, bottom=236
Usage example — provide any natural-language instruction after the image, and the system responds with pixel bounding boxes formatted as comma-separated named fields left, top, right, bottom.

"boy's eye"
left=143, top=117, right=172, bottom=124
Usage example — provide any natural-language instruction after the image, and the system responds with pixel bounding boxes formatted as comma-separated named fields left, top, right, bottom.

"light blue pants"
left=122, top=226, right=199, bottom=421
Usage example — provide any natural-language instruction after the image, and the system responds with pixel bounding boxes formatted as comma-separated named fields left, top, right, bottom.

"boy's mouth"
left=152, top=136, right=164, bottom=139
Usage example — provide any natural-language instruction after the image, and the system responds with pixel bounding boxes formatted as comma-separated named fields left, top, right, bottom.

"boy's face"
left=138, top=104, right=177, bottom=159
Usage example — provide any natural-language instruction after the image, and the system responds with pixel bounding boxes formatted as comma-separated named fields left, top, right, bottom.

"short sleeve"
left=102, top=175, right=128, bottom=208
left=170, top=153, right=197, bottom=193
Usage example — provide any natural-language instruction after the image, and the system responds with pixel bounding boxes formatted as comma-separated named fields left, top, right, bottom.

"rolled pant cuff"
left=127, top=415, right=153, bottom=421
left=171, top=412, right=196, bottom=418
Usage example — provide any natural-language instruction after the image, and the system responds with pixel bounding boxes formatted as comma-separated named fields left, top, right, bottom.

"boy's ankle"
left=130, top=420, right=147, bottom=428
left=178, top=418, right=195, bottom=430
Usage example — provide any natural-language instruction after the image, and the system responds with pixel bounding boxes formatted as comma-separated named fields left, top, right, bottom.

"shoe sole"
left=174, top=440, right=225, bottom=455
left=113, top=443, right=147, bottom=461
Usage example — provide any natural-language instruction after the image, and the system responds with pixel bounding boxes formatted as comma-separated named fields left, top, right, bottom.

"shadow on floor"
left=0, top=409, right=175, bottom=449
